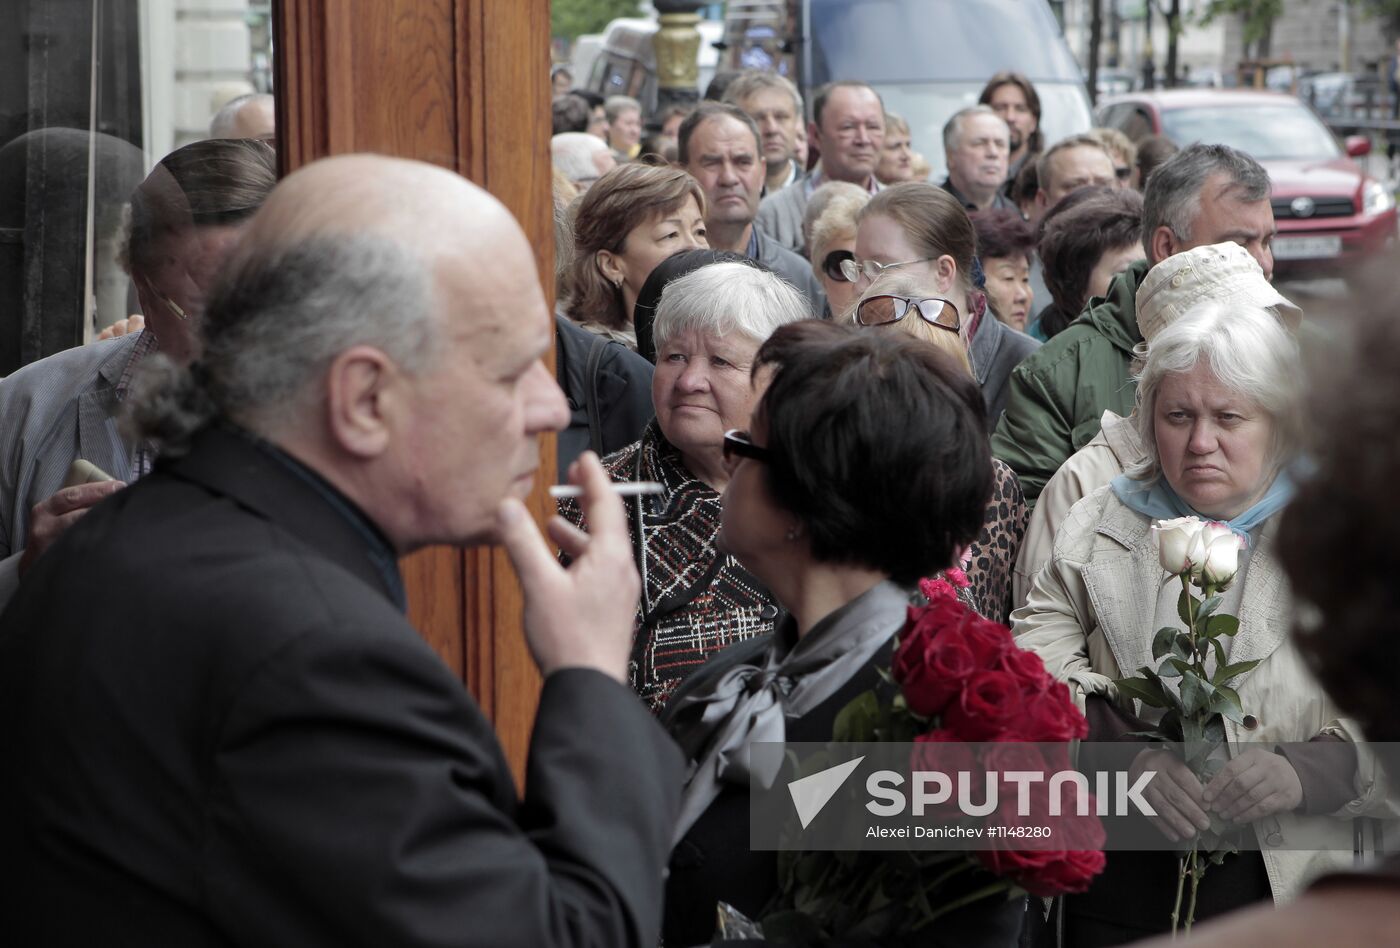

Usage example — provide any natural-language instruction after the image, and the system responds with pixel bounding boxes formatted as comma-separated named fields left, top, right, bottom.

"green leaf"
left=1178, top=588, right=1195, bottom=627
left=1152, top=625, right=1179, bottom=661
left=1196, top=595, right=1224, bottom=622
left=1157, top=658, right=1183, bottom=678
left=1116, top=676, right=1171, bottom=709
left=1181, top=715, right=1205, bottom=746
left=1207, top=614, right=1241, bottom=638
left=1204, top=716, right=1226, bottom=746
left=1159, top=709, right=1184, bottom=743
left=1211, top=637, right=1228, bottom=668
left=1142, top=666, right=1184, bottom=713
left=1167, top=657, right=1194, bottom=678
left=833, top=691, right=880, bottom=743
left=1213, top=658, right=1261, bottom=686
left=1180, top=673, right=1215, bottom=717
left=1208, top=685, right=1247, bottom=725
left=1174, top=632, right=1195, bottom=661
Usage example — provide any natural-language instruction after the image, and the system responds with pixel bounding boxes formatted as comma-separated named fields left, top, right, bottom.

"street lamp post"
left=653, top=0, right=705, bottom=114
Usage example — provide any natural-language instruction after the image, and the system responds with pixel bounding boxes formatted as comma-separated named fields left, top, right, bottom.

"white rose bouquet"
left=1114, top=516, right=1257, bottom=935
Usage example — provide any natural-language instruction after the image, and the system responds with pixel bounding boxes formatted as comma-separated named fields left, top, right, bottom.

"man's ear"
left=324, top=344, right=399, bottom=459
left=1034, top=188, right=1050, bottom=213
left=1149, top=225, right=1178, bottom=266
left=806, top=119, right=822, bottom=153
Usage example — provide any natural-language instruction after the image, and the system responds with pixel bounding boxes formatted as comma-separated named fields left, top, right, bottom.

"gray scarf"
left=665, top=580, right=911, bottom=845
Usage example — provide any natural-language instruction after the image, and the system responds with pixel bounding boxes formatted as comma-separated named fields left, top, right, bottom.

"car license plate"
left=1273, top=235, right=1342, bottom=260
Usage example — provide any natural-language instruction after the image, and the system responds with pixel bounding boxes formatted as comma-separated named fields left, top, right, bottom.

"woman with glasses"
left=849, top=182, right=1039, bottom=423
left=801, top=180, right=871, bottom=320
left=557, top=262, right=808, bottom=714
left=661, top=321, right=1024, bottom=947
left=853, top=267, right=1028, bottom=624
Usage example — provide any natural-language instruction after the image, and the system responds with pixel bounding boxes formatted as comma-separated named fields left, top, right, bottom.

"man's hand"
left=495, top=452, right=639, bottom=683
left=1131, top=746, right=1211, bottom=843
left=96, top=314, right=145, bottom=341
left=18, top=480, right=126, bottom=575
left=1204, top=747, right=1303, bottom=824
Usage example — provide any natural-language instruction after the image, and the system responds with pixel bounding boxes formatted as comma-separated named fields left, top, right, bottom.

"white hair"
left=551, top=132, right=611, bottom=184
left=1130, top=301, right=1301, bottom=483
left=653, top=262, right=812, bottom=352
left=210, top=93, right=274, bottom=138
left=942, top=105, right=1007, bottom=152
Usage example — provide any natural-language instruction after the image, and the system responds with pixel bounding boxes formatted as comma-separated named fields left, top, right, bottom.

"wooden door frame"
left=273, top=0, right=554, bottom=780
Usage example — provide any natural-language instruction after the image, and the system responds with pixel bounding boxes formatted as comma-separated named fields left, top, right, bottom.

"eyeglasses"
left=838, top=255, right=935, bottom=285
left=722, top=429, right=770, bottom=464
left=855, top=295, right=961, bottom=333
left=821, top=249, right=855, bottom=282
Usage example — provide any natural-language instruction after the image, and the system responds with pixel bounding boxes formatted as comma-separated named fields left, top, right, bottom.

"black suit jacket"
left=0, top=425, right=683, bottom=947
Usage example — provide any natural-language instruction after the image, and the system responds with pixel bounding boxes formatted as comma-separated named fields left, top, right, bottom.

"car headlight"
left=1363, top=179, right=1395, bottom=215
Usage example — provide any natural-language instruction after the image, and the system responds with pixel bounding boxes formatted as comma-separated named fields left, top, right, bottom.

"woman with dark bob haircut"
left=1032, top=186, right=1143, bottom=340
left=660, top=321, right=1024, bottom=947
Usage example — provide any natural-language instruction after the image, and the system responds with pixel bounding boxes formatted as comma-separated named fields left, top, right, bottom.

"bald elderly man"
left=0, top=157, right=683, bottom=946
left=210, top=92, right=275, bottom=143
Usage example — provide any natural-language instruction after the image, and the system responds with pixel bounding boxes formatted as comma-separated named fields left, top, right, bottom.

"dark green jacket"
left=991, top=259, right=1150, bottom=506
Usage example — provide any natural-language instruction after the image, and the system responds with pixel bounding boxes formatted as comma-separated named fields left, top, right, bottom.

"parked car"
left=1097, top=89, right=1397, bottom=275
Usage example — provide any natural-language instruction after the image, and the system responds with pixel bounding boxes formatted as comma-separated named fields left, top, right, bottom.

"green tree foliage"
left=1197, top=0, right=1284, bottom=57
left=552, top=0, right=644, bottom=41
left=1360, top=0, right=1400, bottom=35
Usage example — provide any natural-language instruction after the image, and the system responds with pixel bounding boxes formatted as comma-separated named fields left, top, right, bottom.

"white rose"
left=1200, top=525, right=1247, bottom=589
left=1152, top=516, right=1203, bottom=575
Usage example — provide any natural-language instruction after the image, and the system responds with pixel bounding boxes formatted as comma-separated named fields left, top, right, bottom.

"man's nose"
left=526, top=360, right=570, bottom=434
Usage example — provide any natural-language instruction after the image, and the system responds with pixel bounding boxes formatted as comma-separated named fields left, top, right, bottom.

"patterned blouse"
left=557, top=422, right=778, bottom=714
left=963, top=458, right=1030, bottom=624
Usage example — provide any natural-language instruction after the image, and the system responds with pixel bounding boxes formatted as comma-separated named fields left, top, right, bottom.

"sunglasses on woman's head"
left=821, top=249, right=855, bottom=283
left=722, top=429, right=770, bottom=464
left=854, top=295, right=961, bottom=333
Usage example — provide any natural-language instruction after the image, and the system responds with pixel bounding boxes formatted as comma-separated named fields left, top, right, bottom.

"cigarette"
left=548, top=481, right=665, bottom=500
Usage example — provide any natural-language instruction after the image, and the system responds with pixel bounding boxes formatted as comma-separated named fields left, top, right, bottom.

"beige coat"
left=1012, top=410, right=1145, bottom=611
left=1011, top=485, right=1400, bottom=905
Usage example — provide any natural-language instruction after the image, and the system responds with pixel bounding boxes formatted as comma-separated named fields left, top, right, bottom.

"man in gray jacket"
left=678, top=103, right=825, bottom=316
left=755, top=81, right=886, bottom=257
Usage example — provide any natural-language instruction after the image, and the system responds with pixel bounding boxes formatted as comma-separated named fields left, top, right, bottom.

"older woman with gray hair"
left=558, top=261, right=809, bottom=713
left=1013, top=302, right=1393, bottom=945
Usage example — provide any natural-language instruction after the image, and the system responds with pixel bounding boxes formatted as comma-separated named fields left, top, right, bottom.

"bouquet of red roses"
left=757, top=579, right=1105, bottom=941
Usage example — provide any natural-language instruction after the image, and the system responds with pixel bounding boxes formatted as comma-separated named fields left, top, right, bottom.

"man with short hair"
left=552, top=131, right=616, bottom=193
left=1033, top=134, right=1118, bottom=221
left=0, top=155, right=683, bottom=946
left=552, top=93, right=590, bottom=135
left=940, top=106, right=1015, bottom=212
left=993, top=143, right=1277, bottom=505
left=756, top=80, right=885, bottom=256
left=678, top=103, right=824, bottom=316
left=723, top=70, right=805, bottom=195
left=209, top=92, right=275, bottom=143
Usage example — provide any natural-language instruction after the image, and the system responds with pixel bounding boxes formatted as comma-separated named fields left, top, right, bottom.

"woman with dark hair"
left=1134, top=134, right=1180, bottom=190
left=561, top=161, right=708, bottom=349
left=662, top=320, right=1023, bottom=947
left=972, top=209, right=1036, bottom=332
left=848, top=181, right=1038, bottom=421
left=1032, top=186, right=1144, bottom=341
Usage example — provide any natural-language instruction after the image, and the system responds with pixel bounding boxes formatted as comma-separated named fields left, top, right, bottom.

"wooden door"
left=274, top=0, right=554, bottom=779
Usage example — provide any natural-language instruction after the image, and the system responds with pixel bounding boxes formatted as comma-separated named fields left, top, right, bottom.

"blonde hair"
left=804, top=181, right=870, bottom=267
left=859, top=271, right=973, bottom=375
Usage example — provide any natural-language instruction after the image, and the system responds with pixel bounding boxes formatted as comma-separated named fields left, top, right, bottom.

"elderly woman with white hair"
left=1013, top=302, right=1393, bottom=946
left=558, top=261, right=809, bottom=713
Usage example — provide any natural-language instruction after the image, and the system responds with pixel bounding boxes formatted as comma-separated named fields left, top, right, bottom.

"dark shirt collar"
left=242, top=429, right=408, bottom=612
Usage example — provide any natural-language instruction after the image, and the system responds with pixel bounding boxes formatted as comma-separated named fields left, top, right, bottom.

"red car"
left=1096, top=89, right=1397, bottom=275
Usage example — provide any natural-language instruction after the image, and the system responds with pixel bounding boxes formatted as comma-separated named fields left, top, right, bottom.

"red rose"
left=977, top=777, right=1106, bottom=896
left=894, top=601, right=985, bottom=718
left=944, top=669, right=1023, bottom=741
left=957, top=613, right=1012, bottom=668
left=998, top=645, right=1054, bottom=694
left=1006, top=684, right=1088, bottom=743
left=911, top=730, right=980, bottom=822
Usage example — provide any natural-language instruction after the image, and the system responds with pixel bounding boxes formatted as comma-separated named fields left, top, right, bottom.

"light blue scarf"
left=1110, top=469, right=1297, bottom=540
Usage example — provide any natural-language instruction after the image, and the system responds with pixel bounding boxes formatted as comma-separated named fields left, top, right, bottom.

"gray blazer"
left=754, top=178, right=811, bottom=256
left=0, top=332, right=145, bottom=602
left=970, top=311, right=1040, bottom=424
left=751, top=225, right=827, bottom=317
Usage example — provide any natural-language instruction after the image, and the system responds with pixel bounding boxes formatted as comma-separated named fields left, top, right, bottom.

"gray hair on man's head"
left=551, top=132, right=611, bottom=184
left=210, top=93, right=274, bottom=138
left=653, top=262, right=811, bottom=353
left=1129, top=300, right=1301, bottom=483
left=1141, top=143, right=1271, bottom=259
left=130, top=234, right=439, bottom=452
left=942, top=105, right=1005, bottom=152
left=604, top=95, right=642, bottom=122
left=721, top=70, right=804, bottom=118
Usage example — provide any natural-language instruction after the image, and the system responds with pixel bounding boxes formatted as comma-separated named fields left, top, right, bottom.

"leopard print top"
left=965, top=458, right=1029, bottom=624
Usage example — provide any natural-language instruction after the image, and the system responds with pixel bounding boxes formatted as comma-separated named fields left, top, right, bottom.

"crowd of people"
left=0, top=61, right=1398, bottom=948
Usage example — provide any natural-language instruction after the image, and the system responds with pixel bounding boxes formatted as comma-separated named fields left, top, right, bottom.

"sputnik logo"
left=787, top=756, right=865, bottom=829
